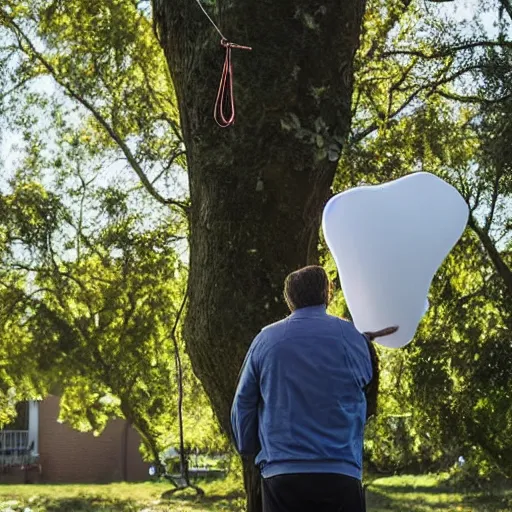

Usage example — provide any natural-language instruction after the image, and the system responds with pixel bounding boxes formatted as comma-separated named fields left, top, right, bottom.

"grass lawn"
left=366, top=474, right=512, bottom=512
left=0, top=474, right=511, bottom=511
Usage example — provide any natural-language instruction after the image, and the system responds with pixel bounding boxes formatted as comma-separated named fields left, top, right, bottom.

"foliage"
left=0, top=0, right=186, bottom=209
left=0, top=0, right=226, bottom=465
left=330, top=0, right=512, bottom=478
left=0, top=126, right=222, bottom=461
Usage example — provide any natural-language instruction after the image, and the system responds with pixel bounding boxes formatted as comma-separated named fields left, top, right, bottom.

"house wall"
left=38, top=395, right=149, bottom=483
left=0, top=467, right=41, bottom=485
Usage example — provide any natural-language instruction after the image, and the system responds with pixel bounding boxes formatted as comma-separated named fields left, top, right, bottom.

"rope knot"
left=214, top=39, right=252, bottom=128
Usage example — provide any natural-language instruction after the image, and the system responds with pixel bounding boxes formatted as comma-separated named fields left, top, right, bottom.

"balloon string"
left=193, top=0, right=251, bottom=127
left=214, top=39, right=252, bottom=128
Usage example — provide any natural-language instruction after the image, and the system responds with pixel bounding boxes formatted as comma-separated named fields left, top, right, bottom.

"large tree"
left=151, top=0, right=367, bottom=505
left=151, top=0, right=512, bottom=503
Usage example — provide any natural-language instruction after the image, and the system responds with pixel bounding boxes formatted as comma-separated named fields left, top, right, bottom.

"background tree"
left=331, top=0, right=512, bottom=481
left=0, top=126, right=224, bottom=471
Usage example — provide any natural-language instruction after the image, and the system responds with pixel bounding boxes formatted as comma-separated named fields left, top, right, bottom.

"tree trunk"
left=243, top=458, right=262, bottom=512
left=153, top=1, right=367, bottom=510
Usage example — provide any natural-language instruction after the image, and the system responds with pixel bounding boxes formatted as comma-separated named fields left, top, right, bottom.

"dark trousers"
left=261, top=473, right=366, bottom=512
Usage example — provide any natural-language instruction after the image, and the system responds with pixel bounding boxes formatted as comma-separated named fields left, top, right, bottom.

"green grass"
left=0, top=474, right=510, bottom=511
left=366, top=474, right=512, bottom=512
left=0, top=479, right=245, bottom=512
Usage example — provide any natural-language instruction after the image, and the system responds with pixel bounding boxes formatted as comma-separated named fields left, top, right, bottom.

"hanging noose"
left=193, top=0, right=252, bottom=127
left=214, top=39, right=252, bottom=127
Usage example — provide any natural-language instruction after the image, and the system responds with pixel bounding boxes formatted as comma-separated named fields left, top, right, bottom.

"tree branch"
left=362, top=0, right=413, bottom=61
left=352, top=63, right=490, bottom=143
left=0, top=76, right=32, bottom=101
left=382, top=40, right=512, bottom=60
left=151, top=150, right=186, bottom=185
left=435, top=90, right=512, bottom=105
left=10, top=262, right=114, bottom=287
left=499, top=0, right=512, bottom=21
left=468, top=214, right=512, bottom=298
left=485, top=164, right=504, bottom=233
left=470, top=183, right=483, bottom=214
left=386, top=58, right=419, bottom=119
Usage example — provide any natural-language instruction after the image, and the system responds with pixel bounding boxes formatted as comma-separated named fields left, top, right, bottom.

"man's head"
left=284, top=265, right=330, bottom=312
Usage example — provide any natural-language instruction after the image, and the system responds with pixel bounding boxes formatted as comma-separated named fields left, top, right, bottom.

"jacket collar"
left=290, top=305, right=327, bottom=318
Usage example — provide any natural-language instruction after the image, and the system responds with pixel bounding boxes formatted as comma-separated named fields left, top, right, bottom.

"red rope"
left=214, top=39, right=252, bottom=128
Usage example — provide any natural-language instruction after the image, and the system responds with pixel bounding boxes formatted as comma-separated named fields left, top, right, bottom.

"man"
left=231, top=265, right=397, bottom=512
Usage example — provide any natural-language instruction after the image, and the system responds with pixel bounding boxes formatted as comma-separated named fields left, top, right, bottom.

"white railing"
left=0, top=430, right=31, bottom=466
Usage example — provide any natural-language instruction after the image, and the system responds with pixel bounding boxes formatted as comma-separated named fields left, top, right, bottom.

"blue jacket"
left=231, top=305, right=372, bottom=480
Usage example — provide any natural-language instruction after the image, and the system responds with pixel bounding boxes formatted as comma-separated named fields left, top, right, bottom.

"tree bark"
left=153, top=1, right=367, bottom=510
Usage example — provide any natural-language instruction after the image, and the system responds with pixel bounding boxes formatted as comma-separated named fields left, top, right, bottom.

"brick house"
left=0, top=395, right=149, bottom=484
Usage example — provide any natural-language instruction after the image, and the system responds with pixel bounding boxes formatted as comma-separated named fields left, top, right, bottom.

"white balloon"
left=322, top=172, right=469, bottom=348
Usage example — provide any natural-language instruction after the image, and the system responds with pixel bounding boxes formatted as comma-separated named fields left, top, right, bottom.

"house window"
left=3, top=402, right=29, bottom=431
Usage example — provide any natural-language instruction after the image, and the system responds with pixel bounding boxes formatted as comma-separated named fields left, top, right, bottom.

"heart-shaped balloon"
left=322, top=172, right=469, bottom=348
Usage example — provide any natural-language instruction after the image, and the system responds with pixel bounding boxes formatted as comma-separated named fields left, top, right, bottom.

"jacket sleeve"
left=339, top=320, right=373, bottom=387
left=230, top=335, right=262, bottom=456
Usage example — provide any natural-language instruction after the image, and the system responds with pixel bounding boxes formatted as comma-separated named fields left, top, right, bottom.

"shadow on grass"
left=20, top=497, right=140, bottom=512
left=369, top=484, right=455, bottom=495
left=367, top=485, right=512, bottom=512
left=366, top=488, right=395, bottom=510
left=0, top=484, right=245, bottom=512
left=3, top=481, right=510, bottom=512
left=0, top=493, right=246, bottom=512
left=161, top=487, right=245, bottom=510
left=171, top=489, right=244, bottom=502
left=465, top=491, right=512, bottom=508
left=367, top=489, right=466, bottom=511
left=36, top=486, right=506, bottom=512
